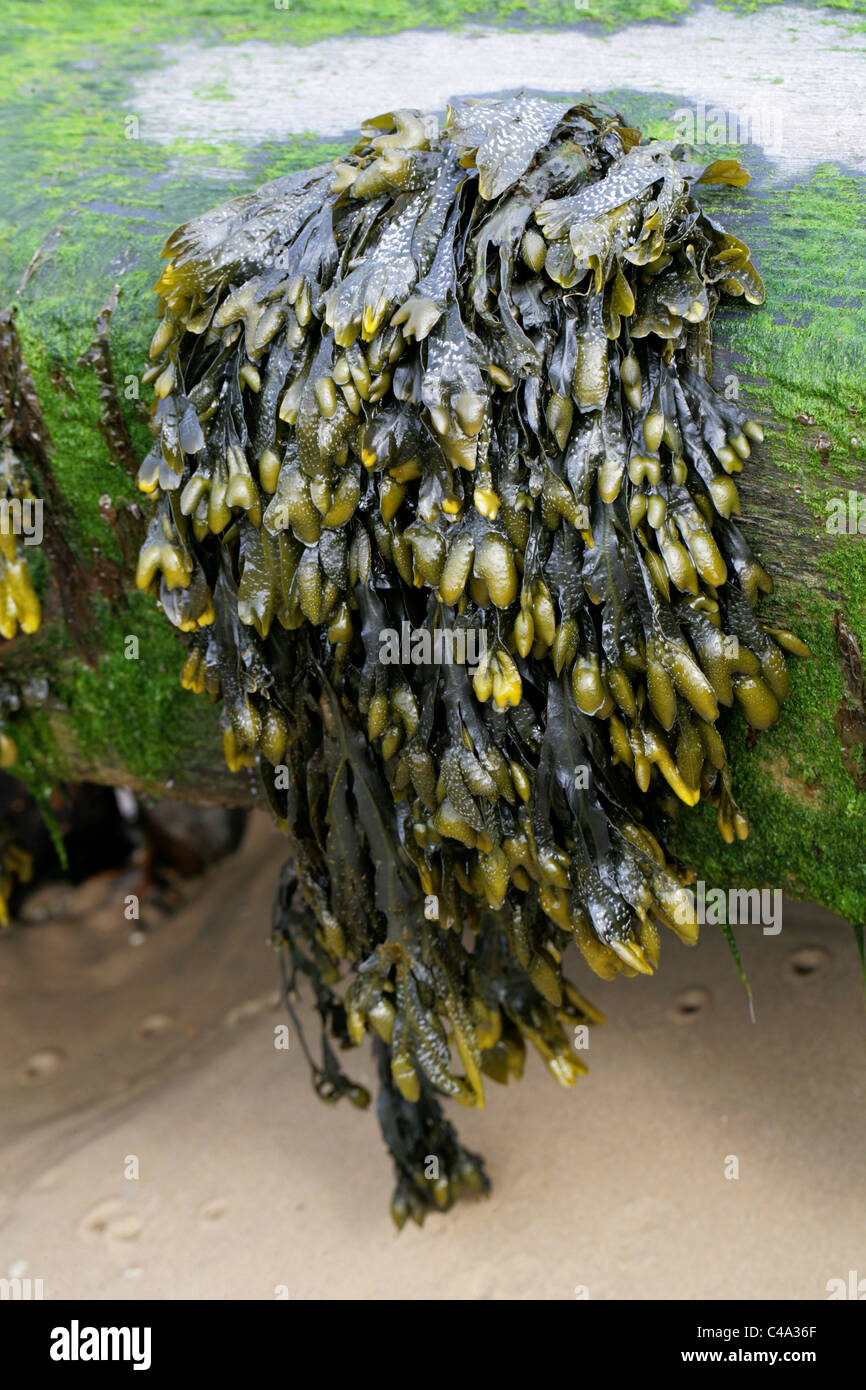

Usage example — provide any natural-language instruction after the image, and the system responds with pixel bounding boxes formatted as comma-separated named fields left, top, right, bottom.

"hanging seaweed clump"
left=137, top=96, right=805, bottom=1224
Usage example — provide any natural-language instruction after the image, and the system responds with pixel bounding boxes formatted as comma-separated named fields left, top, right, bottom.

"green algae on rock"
left=137, top=95, right=804, bottom=1222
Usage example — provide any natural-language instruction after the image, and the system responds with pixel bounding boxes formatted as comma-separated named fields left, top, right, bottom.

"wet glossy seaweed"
left=137, top=97, right=806, bottom=1222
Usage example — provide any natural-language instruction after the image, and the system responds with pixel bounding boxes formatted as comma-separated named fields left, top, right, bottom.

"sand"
left=0, top=813, right=862, bottom=1300
left=132, top=6, right=866, bottom=174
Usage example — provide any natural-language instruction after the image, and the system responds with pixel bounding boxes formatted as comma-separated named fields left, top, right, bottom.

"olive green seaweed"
left=133, top=95, right=821, bottom=1218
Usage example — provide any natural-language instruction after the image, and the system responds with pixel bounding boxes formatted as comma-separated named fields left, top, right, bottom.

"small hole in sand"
left=667, top=988, right=710, bottom=1023
left=20, top=1048, right=66, bottom=1083
left=107, top=1214, right=143, bottom=1242
left=200, top=1198, right=228, bottom=1224
left=79, top=1199, right=125, bottom=1239
left=784, top=947, right=828, bottom=982
left=138, top=1013, right=174, bottom=1039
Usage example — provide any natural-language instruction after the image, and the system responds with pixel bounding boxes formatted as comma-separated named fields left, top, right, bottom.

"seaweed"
left=137, top=97, right=804, bottom=1220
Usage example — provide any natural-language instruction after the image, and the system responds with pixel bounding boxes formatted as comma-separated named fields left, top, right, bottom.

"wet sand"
left=0, top=813, right=862, bottom=1300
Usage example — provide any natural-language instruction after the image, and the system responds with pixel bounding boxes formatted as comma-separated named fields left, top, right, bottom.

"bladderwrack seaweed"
left=137, top=96, right=803, bottom=1221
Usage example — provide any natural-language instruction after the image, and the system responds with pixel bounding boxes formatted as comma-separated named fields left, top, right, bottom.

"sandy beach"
left=1, top=814, right=862, bottom=1301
